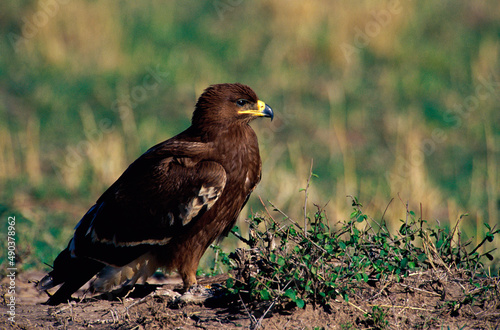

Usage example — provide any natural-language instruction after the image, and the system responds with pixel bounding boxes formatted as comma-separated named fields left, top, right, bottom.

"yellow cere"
left=238, top=100, right=268, bottom=116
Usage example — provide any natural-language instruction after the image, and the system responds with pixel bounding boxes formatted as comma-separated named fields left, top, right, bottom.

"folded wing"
left=71, top=154, right=227, bottom=265
left=37, top=143, right=226, bottom=304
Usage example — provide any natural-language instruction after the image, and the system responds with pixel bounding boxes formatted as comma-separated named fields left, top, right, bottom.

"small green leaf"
left=277, top=256, right=285, bottom=266
left=284, top=288, right=296, bottom=300
left=417, top=253, right=427, bottom=262
left=484, top=223, right=491, bottom=230
left=436, top=239, right=444, bottom=249
left=295, top=298, right=305, bottom=308
left=299, top=188, right=305, bottom=192
left=260, top=289, right=271, bottom=300
left=399, top=224, right=410, bottom=235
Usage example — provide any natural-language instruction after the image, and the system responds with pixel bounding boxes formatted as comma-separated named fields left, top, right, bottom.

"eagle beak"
left=260, top=101, right=274, bottom=121
left=238, top=100, right=274, bottom=121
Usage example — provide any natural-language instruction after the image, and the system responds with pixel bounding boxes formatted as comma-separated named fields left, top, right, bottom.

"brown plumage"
left=37, top=83, right=273, bottom=305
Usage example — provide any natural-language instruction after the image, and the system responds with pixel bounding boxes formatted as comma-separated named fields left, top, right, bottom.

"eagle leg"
left=179, top=265, right=198, bottom=290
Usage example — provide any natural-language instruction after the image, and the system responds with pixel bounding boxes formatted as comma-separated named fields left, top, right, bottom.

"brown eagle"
left=37, top=83, right=273, bottom=305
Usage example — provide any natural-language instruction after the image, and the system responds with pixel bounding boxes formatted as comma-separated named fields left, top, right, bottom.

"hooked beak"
left=238, top=100, right=274, bottom=121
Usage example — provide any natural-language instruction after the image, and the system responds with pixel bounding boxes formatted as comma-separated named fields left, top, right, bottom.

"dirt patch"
left=1, top=269, right=499, bottom=329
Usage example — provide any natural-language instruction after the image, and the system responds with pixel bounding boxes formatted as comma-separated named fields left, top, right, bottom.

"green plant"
left=364, top=305, right=389, bottom=329
left=340, top=323, right=354, bottom=330
left=222, top=192, right=499, bottom=312
left=208, top=243, right=231, bottom=276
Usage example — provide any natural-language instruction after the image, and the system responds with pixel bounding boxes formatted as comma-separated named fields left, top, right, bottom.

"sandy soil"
left=1, top=270, right=499, bottom=329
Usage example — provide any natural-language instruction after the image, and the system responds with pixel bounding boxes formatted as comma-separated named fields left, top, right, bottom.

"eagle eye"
left=236, top=99, right=248, bottom=107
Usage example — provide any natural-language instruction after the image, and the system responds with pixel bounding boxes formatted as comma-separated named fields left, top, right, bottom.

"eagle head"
left=192, top=83, right=273, bottom=127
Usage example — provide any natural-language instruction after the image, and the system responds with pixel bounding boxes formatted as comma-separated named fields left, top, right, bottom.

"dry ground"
left=0, top=269, right=499, bottom=329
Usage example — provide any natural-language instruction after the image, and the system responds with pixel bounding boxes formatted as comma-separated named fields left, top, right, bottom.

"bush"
left=220, top=195, right=499, bottom=312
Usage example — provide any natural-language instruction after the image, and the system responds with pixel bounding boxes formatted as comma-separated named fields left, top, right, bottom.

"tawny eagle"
left=37, top=83, right=273, bottom=305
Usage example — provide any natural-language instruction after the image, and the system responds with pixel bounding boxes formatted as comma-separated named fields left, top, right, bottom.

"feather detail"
left=90, top=253, right=159, bottom=293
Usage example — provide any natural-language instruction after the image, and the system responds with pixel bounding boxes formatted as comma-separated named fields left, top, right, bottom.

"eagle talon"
left=175, top=284, right=213, bottom=305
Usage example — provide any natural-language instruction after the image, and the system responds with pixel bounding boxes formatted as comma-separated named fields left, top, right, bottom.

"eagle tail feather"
left=37, top=247, right=105, bottom=305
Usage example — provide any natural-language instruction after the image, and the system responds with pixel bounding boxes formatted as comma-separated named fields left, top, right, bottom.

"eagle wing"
left=69, top=141, right=227, bottom=266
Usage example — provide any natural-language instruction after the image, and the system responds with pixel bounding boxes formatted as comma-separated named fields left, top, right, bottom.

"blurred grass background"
left=0, top=0, right=499, bottom=272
